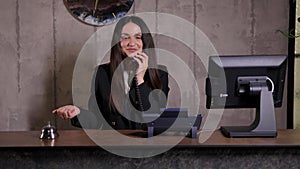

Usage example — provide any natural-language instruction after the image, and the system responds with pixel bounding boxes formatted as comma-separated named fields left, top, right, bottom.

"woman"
left=53, top=16, right=169, bottom=129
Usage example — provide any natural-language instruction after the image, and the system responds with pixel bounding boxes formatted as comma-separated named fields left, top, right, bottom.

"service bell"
left=40, top=121, right=59, bottom=139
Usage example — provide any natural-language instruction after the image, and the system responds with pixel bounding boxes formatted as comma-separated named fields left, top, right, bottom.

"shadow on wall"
left=294, top=57, right=300, bottom=129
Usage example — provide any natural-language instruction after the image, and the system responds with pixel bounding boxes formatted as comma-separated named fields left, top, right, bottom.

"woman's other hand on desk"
left=52, top=105, right=80, bottom=119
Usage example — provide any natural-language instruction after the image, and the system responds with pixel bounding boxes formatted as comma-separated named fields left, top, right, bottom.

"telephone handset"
left=124, top=57, right=144, bottom=128
left=124, top=57, right=138, bottom=71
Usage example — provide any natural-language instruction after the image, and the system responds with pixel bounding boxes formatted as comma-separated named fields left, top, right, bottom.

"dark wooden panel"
left=1, top=130, right=300, bottom=148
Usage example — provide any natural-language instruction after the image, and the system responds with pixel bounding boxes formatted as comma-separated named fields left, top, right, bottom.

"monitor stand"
left=221, top=86, right=277, bottom=138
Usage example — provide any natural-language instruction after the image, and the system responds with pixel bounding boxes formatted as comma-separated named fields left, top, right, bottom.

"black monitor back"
left=206, top=55, right=287, bottom=109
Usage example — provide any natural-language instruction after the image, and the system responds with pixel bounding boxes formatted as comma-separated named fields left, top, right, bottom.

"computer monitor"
left=205, top=55, right=287, bottom=137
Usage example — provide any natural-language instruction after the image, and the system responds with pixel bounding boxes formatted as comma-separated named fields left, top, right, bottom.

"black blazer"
left=71, top=63, right=170, bottom=129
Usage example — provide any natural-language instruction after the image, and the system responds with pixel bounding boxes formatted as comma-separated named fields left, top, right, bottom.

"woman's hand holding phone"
left=128, top=52, right=148, bottom=85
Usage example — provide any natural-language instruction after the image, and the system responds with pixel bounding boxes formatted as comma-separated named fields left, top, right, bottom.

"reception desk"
left=1, top=129, right=300, bottom=147
left=1, top=130, right=300, bottom=168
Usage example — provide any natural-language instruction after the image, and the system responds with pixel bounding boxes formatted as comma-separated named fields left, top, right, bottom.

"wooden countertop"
left=0, top=129, right=300, bottom=148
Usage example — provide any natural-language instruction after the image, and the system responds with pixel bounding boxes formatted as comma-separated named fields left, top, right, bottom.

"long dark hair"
left=109, top=16, right=162, bottom=112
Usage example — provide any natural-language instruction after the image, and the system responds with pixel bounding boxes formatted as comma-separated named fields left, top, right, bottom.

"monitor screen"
left=205, top=55, right=287, bottom=138
left=206, top=55, right=287, bottom=109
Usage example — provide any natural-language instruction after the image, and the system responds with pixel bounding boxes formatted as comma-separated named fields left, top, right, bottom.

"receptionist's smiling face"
left=120, top=22, right=143, bottom=57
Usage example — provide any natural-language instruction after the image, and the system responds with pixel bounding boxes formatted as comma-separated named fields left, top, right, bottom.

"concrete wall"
left=0, top=0, right=289, bottom=131
left=294, top=1, right=300, bottom=129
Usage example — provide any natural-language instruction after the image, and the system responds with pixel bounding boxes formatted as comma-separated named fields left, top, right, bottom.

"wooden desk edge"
left=0, top=129, right=300, bottom=148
